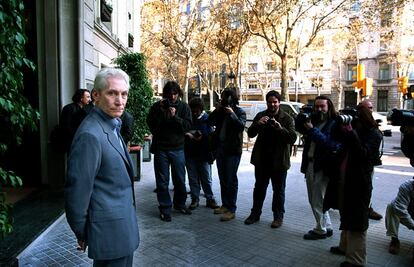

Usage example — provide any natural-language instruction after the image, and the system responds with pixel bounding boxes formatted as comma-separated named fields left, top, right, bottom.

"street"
left=18, top=127, right=414, bottom=266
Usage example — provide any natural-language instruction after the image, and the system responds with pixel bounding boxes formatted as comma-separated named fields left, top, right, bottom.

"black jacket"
left=147, top=100, right=192, bottom=152
left=248, top=109, right=296, bottom=170
left=208, top=106, right=246, bottom=155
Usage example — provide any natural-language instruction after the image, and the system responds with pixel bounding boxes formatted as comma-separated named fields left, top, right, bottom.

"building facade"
left=20, top=0, right=141, bottom=189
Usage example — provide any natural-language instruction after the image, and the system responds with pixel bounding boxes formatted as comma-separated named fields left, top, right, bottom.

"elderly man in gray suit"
left=65, top=68, right=139, bottom=266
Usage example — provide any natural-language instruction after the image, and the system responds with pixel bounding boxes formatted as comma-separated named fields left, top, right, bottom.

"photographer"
left=385, top=124, right=414, bottom=256
left=244, top=90, right=297, bottom=228
left=299, top=95, right=341, bottom=240
left=146, top=81, right=192, bottom=222
left=185, top=97, right=218, bottom=210
left=325, top=105, right=381, bottom=267
left=359, top=100, right=383, bottom=221
left=208, top=89, right=246, bottom=222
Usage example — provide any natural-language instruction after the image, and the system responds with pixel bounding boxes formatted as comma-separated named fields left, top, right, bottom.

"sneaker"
left=220, top=211, right=235, bottom=221
left=368, top=207, right=383, bottom=220
left=304, top=230, right=327, bottom=240
left=174, top=206, right=192, bottom=215
left=270, top=219, right=283, bottom=228
left=244, top=214, right=260, bottom=225
left=330, top=246, right=345, bottom=255
left=159, top=212, right=171, bottom=222
left=214, top=206, right=228, bottom=214
left=206, top=199, right=219, bottom=209
left=389, top=237, right=400, bottom=255
left=189, top=199, right=199, bottom=210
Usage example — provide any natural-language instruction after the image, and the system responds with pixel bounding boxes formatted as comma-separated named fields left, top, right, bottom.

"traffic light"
left=352, top=64, right=365, bottom=88
left=398, top=76, right=408, bottom=94
left=361, top=78, right=373, bottom=97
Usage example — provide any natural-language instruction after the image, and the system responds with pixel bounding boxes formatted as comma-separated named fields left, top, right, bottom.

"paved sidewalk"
left=18, top=142, right=414, bottom=266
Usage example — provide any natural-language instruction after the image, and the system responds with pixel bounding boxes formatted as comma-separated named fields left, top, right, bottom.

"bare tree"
left=245, top=0, right=351, bottom=101
left=157, top=0, right=215, bottom=102
left=210, top=1, right=251, bottom=96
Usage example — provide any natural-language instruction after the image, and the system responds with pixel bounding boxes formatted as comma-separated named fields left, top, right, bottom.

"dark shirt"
left=147, top=100, right=192, bottom=152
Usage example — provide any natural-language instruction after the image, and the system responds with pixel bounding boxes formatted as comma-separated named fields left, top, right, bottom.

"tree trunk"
left=280, top=55, right=289, bottom=101
left=183, top=54, right=192, bottom=103
left=337, top=60, right=343, bottom=110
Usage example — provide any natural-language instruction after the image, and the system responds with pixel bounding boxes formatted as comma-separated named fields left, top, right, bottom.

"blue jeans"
left=186, top=158, right=214, bottom=201
left=153, top=149, right=187, bottom=214
left=215, top=146, right=241, bottom=213
left=251, top=167, right=287, bottom=220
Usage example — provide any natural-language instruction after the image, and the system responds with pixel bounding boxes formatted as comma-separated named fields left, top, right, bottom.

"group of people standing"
left=146, top=82, right=247, bottom=222
left=62, top=67, right=412, bottom=267
left=147, top=83, right=385, bottom=267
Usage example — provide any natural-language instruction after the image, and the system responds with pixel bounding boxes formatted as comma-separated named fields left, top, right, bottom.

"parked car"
left=372, top=111, right=393, bottom=137
left=239, top=100, right=303, bottom=128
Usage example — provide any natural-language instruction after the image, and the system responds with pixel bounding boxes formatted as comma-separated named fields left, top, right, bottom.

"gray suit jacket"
left=65, top=107, right=139, bottom=260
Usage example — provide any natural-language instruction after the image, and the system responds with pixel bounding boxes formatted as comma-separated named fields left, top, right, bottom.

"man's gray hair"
left=94, top=68, right=130, bottom=92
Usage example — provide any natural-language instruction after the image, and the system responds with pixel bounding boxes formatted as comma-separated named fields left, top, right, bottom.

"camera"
left=388, top=108, right=414, bottom=126
left=220, top=95, right=235, bottom=108
left=295, top=105, right=313, bottom=134
left=161, top=99, right=178, bottom=109
left=336, top=108, right=357, bottom=124
left=267, top=117, right=277, bottom=126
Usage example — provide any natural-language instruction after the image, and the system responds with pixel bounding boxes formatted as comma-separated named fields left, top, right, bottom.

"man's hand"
left=223, top=106, right=233, bottom=114
left=169, top=107, right=176, bottom=117
left=304, top=120, right=313, bottom=130
left=258, top=116, right=268, bottom=125
left=77, top=240, right=87, bottom=252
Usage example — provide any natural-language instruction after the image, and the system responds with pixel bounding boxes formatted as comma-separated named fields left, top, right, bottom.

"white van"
left=239, top=100, right=303, bottom=128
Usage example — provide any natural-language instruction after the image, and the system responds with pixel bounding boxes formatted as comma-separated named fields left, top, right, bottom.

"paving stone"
left=17, top=142, right=414, bottom=266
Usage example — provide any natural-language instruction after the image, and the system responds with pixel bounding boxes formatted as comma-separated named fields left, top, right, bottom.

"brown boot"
left=389, top=237, right=400, bottom=255
left=368, top=207, right=383, bottom=220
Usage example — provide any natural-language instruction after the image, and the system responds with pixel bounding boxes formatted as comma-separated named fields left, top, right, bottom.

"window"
left=248, top=84, right=258, bottom=89
left=266, top=62, right=277, bottom=71
left=409, top=72, right=414, bottom=81
left=351, top=1, right=361, bottom=12
left=248, top=63, right=258, bottom=72
left=377, top=91, right=388, bottom=112
left=311, top=58, right=324, bottom=69
left=379, top=63, right=390, bottom=80
left=347, top=65, right=357, bottom=81
left=379, top=40, right=389, bottom=51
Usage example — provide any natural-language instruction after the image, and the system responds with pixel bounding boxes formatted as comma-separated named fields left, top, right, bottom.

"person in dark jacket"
left=185, top=97, right=218, bottom=210
left=359, top=99, right=383, bottom=220
left=244, top=90, right=297, bottom=228
left=208, top=89, right=246, bottom=222
left=61, top=89, right=91, bottom=153
left=300, top=95, right=342, bottom=240
left=146, top=81, right=192, bottom=222
left=386, top=124, right=414, bottom=256
left=326, top=105, right=382, bottom=267
left=120, top=110, right=134, bottom=148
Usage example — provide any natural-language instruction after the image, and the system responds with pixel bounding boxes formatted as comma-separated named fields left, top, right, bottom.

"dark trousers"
left=251, top=166, right=287, bottom=220
left=215, top=147, right=241, bottom=213
left=153, top=149, right=187, bottom=214
left=93, top=254, right=133, bottom=267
